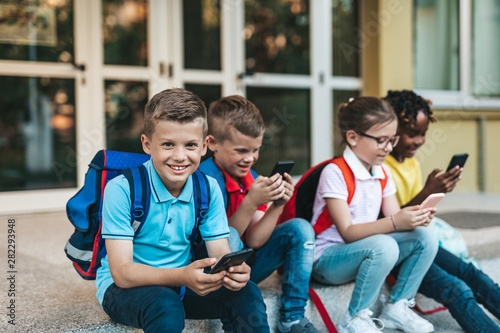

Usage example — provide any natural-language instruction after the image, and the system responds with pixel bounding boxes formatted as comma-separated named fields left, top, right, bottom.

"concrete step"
left=1, top=211, right=500, bottom=332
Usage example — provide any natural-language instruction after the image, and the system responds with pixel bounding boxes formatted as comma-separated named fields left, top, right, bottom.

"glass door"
left=0, top=0, right=169, bottom=214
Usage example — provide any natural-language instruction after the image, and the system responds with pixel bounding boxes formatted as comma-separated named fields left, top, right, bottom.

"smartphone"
left=420, top=193, right=445, bottom=209
left=269, top=161, right=295, bottom=177
left=209, top=248, right=254, bottom=274
left=446, top=153, right=469, bottom=172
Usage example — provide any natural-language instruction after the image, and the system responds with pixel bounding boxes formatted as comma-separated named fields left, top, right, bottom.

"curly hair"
left=383, top=90, right=436, bottom=127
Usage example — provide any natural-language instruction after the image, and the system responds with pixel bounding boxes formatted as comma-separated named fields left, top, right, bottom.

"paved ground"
left=0, top=192, right=499, bottom=332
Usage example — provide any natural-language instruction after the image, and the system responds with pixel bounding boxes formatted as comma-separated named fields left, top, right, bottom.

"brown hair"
left=143, top=88, right=207, bottom=138
left=337, top=96, right=397, bottom=145
left=207, top=95, right=265, bottom=142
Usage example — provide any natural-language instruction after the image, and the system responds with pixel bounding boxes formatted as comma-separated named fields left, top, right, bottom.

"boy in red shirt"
left=199, top=95, right=319, bottom=333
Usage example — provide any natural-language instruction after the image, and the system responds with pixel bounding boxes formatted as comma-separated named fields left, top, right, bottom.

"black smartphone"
left=209, top=248, right=254, bottom=274
left=269, top=161, right=295, bottom=177
left=446, top=153, right=469, bottom=172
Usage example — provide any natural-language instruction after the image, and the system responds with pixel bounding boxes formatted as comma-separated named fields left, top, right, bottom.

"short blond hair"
left=208, top=95, right=264, bottom=142
left=143, top=88, right=207, bottom=138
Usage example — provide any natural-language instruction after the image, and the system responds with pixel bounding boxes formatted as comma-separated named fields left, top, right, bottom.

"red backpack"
left=279, top=156, right=388, bottom=232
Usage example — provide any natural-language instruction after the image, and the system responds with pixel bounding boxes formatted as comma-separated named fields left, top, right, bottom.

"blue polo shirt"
left=95, top=160, right=230, bottom=305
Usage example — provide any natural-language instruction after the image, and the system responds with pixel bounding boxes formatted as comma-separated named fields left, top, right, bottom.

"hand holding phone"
left=209, top=248, right=254, bottom=274
left=420, top=193, right=445, bottom=209
left=446, top=153, right=468, bottom=172
left=269, top=161, right=295, bottom=177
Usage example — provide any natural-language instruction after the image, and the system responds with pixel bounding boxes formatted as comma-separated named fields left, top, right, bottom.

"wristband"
left=390, top=215, right=399, bottom=231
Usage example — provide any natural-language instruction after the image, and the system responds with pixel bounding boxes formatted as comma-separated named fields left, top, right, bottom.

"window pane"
left=184, top=84, right=221, bottom=110
left=245, top=0, right=309, bottom=74
left=105, top=81, right=148, bottom=153
left=472, top=0, right=500, bottom=97
left=414, top=0, right=459, bottom=90
left=332, top=90, right=360, bottom=155
left=0, top=0, right=74, bottom=63
left=0, top=76, right=76, bottom=191
left=332, top=0, right=359, bottom=77
left=246, top=88, right=310, bottom=176
left=183, top=0, right=221, bottom=70
left=103, top=0, right=148, bottom=66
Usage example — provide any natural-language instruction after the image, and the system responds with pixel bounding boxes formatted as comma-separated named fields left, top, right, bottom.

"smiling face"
left=141, top=118, right=207, bottom=197
left=349, top=119, right=398, bottom=171
left=208, top=128, right=263, bottom=182
left=391, top=110, right=430, bottom=161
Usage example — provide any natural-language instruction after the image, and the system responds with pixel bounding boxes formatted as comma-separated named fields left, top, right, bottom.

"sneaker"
left=338, top=309, right=384, bottom=333
left=277, top=317, right=320, bottom=333
left=380, top=299, right=434, bottom=333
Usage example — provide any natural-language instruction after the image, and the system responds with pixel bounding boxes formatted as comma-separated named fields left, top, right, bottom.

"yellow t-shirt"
left=385, top=154, right=423, bottom=206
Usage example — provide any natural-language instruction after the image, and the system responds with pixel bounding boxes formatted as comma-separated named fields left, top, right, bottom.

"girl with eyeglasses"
left=310, top=96, right=439, bottom=333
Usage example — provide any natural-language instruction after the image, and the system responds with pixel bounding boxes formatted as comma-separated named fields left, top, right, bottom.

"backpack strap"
left=190, top=170, right=211, bottom=254
left=98, top=165, right=150, bottom=262
left=122, top=165, right=151, bottom=234
left=178, top=170, right=210, bottom=301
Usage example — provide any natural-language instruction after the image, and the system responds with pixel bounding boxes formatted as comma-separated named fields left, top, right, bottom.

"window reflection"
left=245, top=0, right=309, bottom=74
left=183, top=0, right=221, bottom=70
left=0, top=0, right=74, bottom=63
left=184, top=83, right=221, bottom=111
left=246, top=88, right=310, bottom=175
left=414, top=0, right=459, bottom=90
left=472, top=0, right=500, bottom=97
left=332, top=0, right=359, bottom=77
left=102, top=0, right=148, bottom=66
left=0, top=76, right=76, bottom=191
left=105, top=81, right=148, bottom=153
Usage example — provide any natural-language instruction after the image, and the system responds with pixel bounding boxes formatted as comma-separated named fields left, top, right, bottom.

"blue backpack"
left=64, top=149, right=210, bottom=280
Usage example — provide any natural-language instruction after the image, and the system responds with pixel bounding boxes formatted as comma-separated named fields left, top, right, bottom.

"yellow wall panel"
left=416, top=118, right=478, bottom=192
left=485, top=121, right=500, bottom=192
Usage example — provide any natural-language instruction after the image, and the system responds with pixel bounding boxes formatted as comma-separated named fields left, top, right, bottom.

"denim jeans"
left=230, top=218, right=316, bottom=323
left=102, top=281, right=270, bottom=333
left=312, top=226, right=438, bottom=316
left=417, top=247, right=500, bottom=333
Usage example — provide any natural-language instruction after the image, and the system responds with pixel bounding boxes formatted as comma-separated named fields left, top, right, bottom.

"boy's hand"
left=221, top=262, right=251, bottom=291
left=182, top=258, right=225, bottom=296
left=246, top=174, right=286, bottom=207
left=424, top=166, right=462, bottom=194
left=273, top=173, right=294, bottom=206
left=393, top=206, right=432, bottom=230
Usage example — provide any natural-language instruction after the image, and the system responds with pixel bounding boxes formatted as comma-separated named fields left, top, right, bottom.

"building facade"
left=1, top=0, right=499, bottom=215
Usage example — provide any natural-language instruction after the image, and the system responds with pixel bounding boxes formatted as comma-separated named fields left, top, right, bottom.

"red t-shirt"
left=212, top=159, right=268, bottom=219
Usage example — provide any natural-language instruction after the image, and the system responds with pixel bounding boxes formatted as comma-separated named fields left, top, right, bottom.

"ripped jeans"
left=230, top=218, right=316, bottom=323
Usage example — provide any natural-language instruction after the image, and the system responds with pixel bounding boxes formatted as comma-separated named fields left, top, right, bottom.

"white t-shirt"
left=312, top=147, right=397, bottom=261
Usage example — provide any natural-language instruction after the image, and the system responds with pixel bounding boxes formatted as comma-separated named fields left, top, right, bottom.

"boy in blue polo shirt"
left=95, top=88, right=269, bottom=332
left=199, top=95, right=318, bottom=333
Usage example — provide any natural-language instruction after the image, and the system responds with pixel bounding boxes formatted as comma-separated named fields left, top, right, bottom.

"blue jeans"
left=230, top=218, right=316, bottom=323
left=102, top=281, right=270, bottom=333
left=312, top=227, right=438, bottom=316
left=417, top=247, right=500, bottom=333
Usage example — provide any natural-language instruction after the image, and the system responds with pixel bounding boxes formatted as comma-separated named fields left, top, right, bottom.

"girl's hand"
left=181, top=258, right=225, bottom=296
left=393, top=206, right=432, bottom=230
left=246, top=174, right=285, bottom=207
left=221, top=262, right=251, bottom=291
left=273, top=173, right=294, bottom=207
left=423, top=166, right=462, bottom=194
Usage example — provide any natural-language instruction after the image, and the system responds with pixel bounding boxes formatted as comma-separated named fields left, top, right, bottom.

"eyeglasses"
left=357, top=132, right=399, bottom=148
